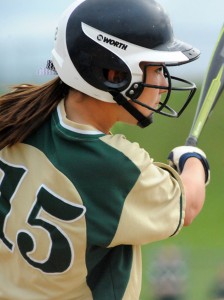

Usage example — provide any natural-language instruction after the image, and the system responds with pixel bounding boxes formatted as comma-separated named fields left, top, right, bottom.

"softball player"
left=0, top=0, right=210, bottom=299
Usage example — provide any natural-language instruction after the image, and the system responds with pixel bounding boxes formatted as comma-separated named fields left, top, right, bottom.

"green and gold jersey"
left=0, top=100, right=185, bottom=300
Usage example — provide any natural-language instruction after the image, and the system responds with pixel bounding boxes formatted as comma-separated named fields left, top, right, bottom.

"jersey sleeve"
left=101, top=134, right=186, bottom=247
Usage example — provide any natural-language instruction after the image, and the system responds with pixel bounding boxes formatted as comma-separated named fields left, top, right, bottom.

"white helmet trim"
left=81, top=22, right=189, bottom=66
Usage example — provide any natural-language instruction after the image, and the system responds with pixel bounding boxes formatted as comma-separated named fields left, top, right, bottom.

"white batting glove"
left=168, top=146, right=210, bottom=185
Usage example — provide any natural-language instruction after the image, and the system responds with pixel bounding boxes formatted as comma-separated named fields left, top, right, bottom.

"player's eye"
left=155, top=66, right=164, bottom=74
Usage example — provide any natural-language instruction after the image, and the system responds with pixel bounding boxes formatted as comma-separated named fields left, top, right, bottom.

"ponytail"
left=0, top=77, right=69, bottom=149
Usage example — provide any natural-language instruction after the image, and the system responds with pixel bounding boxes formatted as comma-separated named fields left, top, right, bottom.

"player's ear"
left=107, top=70, right=126, bottom=83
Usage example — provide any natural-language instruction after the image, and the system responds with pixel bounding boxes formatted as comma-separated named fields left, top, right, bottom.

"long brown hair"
left=0, top=77, right=69, bottom=149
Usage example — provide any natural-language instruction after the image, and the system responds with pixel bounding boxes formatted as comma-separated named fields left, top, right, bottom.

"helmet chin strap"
left=109, top=91, right=153, bottom=128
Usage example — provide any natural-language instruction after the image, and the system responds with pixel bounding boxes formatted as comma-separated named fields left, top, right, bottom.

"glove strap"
left=179, top=153, right=210, bottom=184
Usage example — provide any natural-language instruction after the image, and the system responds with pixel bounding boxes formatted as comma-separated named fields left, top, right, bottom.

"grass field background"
left=112, top=86, right=224, bottom=300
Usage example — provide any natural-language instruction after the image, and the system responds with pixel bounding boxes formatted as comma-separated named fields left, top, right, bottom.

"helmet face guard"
left=126, top=63, right=197, bottom=118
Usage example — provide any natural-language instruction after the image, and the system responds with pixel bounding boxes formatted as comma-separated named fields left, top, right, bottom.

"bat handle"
left=185, top=135, right=198, bottom=146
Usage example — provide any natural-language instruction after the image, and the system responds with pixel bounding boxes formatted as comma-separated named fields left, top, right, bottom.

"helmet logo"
left=97, top=34, right=128, bottom=50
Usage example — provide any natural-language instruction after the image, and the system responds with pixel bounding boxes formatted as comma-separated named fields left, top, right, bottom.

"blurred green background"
left=112, top=86, right=224, bottom=300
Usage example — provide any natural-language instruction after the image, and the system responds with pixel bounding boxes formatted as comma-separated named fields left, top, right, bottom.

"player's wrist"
left=179, top=152, right=210, bottom=184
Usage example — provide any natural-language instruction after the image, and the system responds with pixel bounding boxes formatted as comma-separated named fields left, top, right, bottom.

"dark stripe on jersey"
left=24, top=108, right=141, bottom=299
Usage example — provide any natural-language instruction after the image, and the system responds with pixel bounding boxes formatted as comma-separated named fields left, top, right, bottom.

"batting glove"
left=168, top=146, right=210, bottom=185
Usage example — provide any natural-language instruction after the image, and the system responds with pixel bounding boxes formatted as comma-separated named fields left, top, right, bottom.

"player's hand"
left=168, top=146, right=210, bottom=185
